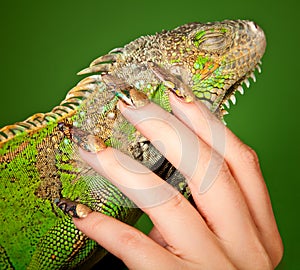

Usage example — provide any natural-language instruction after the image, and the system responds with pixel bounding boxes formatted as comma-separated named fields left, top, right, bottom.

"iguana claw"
left=101, top=74, right=150, bottom=108
left=77, top=63, right=112, bottom=75
left=89, top=54, right=118, bottom=67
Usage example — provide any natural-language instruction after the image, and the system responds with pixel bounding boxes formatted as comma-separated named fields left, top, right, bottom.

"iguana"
left=0, top=20, right=266, bottom=269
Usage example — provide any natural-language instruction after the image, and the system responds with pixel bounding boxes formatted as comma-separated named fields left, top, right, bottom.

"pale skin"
left=73, top=93, right=283, bottom=269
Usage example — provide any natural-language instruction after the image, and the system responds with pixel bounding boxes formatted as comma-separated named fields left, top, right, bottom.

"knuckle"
left=211, top=152, right=232, bottom=180
left=240, top=144, right=260, bottom=169
left=118, top=228, right=144, bottom=248
left=218, top=158, right=232, bottom=177
left=113, top=228, right=145, bottom=261
left=272, top=239, right=284, bottom=267
left=168, top=192, right=186, bottom=209
left=202, top=149, right=231, bottom=177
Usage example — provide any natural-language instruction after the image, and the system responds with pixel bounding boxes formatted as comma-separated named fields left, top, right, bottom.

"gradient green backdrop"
left=0, top=0, right=298, bottom=269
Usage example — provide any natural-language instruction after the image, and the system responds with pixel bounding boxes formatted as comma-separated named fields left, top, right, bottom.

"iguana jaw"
left=219, top=62, right=262, bottom=116
left=188, top=20, right=267, bottom=118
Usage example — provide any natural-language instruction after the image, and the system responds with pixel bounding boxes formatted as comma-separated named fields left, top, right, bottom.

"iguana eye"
left=193, top=28, right=232, bottom=53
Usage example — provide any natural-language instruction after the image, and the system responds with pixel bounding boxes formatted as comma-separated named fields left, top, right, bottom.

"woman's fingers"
left=148, top=226, right=167, bottom=247
left=79, top=148, right=230, bottom=267
left=118, top=99, right=273, bottom=269
left=75, top=92, right=282, bottom=269
left=73, top=212, right=180, bottom=270
left=168, top=93, right=283, bottom=266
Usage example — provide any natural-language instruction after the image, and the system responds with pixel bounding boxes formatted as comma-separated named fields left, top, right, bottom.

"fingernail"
left=85, top=134, right=107, bottom=153
left=55, top=198, right=93, bottom=218
left=58, top=122, right=107, bottom=153
left=75, top=204, right=93, bottom=218
left=129, top=88, right=150, bottom=108
left=169, top=89, right=194, bottom=103
left=116, top=88, right=150, bottom=109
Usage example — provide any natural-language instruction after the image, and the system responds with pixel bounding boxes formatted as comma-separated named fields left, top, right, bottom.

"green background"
left=0, top=0, right=298, bottom=269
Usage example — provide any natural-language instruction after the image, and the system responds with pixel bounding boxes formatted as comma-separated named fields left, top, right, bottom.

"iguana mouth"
left=220, top=62, right=262, bottom=116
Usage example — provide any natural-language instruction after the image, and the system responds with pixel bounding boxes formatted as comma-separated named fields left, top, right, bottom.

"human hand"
left=73, top=93, right=283, bottom=269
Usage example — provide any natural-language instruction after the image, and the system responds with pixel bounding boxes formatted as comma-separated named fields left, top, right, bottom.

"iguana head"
left=79, top=20, right=266, bottom=119
left=155, top=20, right=266, bottom=117
left=0, top=20, right=266, bottom=144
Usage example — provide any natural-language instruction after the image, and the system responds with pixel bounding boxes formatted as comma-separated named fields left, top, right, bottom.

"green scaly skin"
left=0, top=20, right=266, bottom=269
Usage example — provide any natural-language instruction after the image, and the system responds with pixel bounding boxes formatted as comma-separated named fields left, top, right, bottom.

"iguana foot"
left=148, top=62, right=195, bottom=102
left=100, top=73, right=150, bottom=108
left=55, top=198, right=92, bottom=218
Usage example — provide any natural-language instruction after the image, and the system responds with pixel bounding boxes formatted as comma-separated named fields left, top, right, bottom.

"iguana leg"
left=148, top=62, right=195, bottom=102
left=0, top=246, right=14, bottom=270
left=28, top=216, right=100, bottom=269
